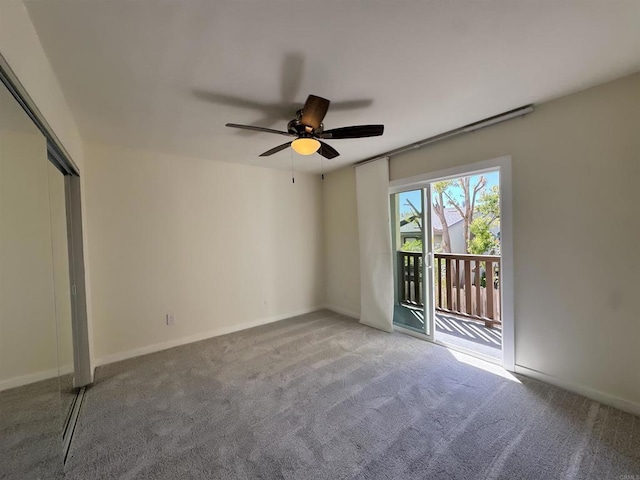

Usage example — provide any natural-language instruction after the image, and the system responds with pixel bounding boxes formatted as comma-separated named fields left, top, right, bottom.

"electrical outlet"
left=166, top=313, right=175, bottom=326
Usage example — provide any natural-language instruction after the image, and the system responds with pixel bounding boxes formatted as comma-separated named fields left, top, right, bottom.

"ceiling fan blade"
left=194, top=90, right=268, bottom=110
left=318, top=125, right=384, bottom=139
left=329, top=99, right=373, bottom=111
left=226, top=123, right=296, bottom=137
left=318, top=141, right=340, bottom=159
left=259, top=142, right=292, bottom=157
left=300, top=95, right=330, bottom=130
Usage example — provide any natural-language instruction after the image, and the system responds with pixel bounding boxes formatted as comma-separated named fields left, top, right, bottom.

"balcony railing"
left=398, top=251, right=501, bottom=328
left=397, top=251, right=423, bottom=307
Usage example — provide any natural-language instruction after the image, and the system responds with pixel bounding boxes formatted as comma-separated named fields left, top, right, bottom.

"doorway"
left=390, top=158, right=514, bottom=369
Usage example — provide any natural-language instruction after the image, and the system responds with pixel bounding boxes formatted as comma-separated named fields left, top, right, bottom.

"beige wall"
left=0, top=106, right=58, bottom=387
left=0, top=0, right=95, bottom=373
left=0, top=0, right=83, bottom=165
left=323, top=73, right=640, bottom=407
left=84, top=142, right=325, bottom=363
left=323, top=167, right=361, bottom=317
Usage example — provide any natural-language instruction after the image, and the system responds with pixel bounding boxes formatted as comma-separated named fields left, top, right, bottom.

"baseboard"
left=514, top=365, right=640, bottom=417
left=322, top=304, right=360, bottom=320
left=0, top=364, right=74, bottom=392
left=94, top=306, right=324, bottom=368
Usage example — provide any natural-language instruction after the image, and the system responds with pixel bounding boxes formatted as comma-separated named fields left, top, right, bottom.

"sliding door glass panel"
left=391, top=188, right=436, bottom=337
left=391, top=189, right=427, bottom=333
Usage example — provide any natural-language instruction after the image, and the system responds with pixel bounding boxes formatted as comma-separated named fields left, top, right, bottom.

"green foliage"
left=432, top=180, right=453, bottom=195
left=468, top=217, right=499, bottom=254
left=401, top=238, right=423, bottom=252
left=477, top=185, right=500, bottom=222
left=468, top=184, right=500, bottom=254
left=400, top=211, right=420, bottom=227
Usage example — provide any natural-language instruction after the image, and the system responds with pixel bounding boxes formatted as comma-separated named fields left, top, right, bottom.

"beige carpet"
left=65, top=310, right=640, bottom=479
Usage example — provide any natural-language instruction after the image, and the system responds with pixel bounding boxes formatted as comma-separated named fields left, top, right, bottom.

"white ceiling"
left=24, top=0, right=640, bottom=173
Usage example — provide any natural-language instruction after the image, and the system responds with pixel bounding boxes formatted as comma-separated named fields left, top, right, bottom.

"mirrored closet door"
left=0, top=74, right=76, bottom=479
left=48, top=160, right=78, bottom=455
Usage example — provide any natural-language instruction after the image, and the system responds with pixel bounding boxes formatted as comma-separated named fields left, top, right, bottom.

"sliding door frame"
left=389, top=156, right=515, bottom=371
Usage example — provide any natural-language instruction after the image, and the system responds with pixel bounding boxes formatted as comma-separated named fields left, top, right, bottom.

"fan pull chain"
left=320, top=154, right=324, bottom=180
left=291, top=149, right=295, bottom=184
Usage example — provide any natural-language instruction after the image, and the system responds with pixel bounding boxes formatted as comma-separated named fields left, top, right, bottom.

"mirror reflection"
left=48, top=162, right=76, bottom=436
left=0, top=78, right=76, bottom=478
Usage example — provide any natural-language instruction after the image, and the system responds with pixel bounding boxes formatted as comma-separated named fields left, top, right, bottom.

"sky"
left=398, top=170, right=499, bottom=216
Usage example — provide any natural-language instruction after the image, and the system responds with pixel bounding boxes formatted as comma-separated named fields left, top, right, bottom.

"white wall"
left=323, top=73, right=640, bottom=409
left=84, top=142, right=325, bottom=364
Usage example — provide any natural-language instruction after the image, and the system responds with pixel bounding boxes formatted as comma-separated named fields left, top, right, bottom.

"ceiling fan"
left=225, top=95, right=384, bottom=159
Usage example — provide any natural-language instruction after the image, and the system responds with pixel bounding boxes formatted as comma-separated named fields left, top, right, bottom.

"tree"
left=433, top=177, right=487, bottom=253
left=399, top=200, right=423, bottom=252
left=468, top=186, right=500, bottom=254
left=476, top=185, right=500, bottom=225
left=400, top=238, right=423, bottom=252
left=446, top=176, right=486, bottom=253
left=399, top=199, right=422, bottom=231
left=468, top=218, right=498, bottom=254
left=400, top=177, right=499, bottom=254
left=432, top=181, right=454, bottom=252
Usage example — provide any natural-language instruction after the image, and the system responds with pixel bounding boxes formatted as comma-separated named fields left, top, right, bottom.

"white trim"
left=323, top=304, right=360, bottom=320
left=0, top=364, right=74, bottom=392
left=515, top=365, right=640, bottom=417
left=389, top=156, right=510, bottom=193
left=422, top=185, right=436, bottom=341
left=497, top=159, right=515, bottom=371
left=388, top=155, right=515, bottom=371
left=94, top=306, right=324, bottom=367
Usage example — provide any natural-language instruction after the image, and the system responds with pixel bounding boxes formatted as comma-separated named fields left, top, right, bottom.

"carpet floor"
left=66, top=310, right=640, bottom=479
left=0, top=377, right=65, bottom=480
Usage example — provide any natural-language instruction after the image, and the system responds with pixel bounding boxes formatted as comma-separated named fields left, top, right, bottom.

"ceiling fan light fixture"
left=291, top=137, right=320, bottom=155
left=225, top=93, right=384, bottom=160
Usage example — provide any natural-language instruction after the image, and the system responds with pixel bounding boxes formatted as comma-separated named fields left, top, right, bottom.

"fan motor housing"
left=287, top=118, right=323, bottom=135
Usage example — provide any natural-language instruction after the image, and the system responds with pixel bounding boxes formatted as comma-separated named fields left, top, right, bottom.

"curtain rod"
left=354, top=104, right=534, bottom=168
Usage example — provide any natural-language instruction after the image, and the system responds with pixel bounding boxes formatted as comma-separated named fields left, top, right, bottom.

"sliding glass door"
left=390, top=187, right=435, bottom=339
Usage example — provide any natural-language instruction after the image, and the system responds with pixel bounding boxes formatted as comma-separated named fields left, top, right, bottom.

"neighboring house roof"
left=400, top=208, right=463, bottom=234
